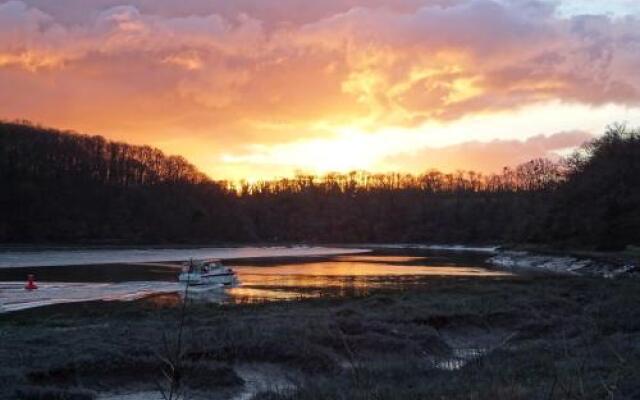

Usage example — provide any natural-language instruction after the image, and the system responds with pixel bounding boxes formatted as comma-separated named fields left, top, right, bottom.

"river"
left=0, top=246, right=508, bottom=312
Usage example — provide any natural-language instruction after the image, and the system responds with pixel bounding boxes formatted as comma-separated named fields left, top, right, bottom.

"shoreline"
left=0, top=246, right=371, bottom=268
left=487, top=249, right=639, bottom=278
left=2, top=241, right=637, bottom=276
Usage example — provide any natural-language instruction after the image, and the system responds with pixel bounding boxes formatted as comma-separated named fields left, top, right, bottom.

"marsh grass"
left=1, top=276, right=639, bottom=399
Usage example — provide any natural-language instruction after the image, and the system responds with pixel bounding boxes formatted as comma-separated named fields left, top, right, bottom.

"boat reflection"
left=157, top=286, right=322, bottom=305
left=227, top=287, right=320, bottom=303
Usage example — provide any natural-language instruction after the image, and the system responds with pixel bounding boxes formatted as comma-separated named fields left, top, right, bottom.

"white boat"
left=178, top=259, right=237, bottom=286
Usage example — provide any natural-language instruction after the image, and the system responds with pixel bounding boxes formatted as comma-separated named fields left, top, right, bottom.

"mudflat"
left=1, top=275, right=638, bottom=400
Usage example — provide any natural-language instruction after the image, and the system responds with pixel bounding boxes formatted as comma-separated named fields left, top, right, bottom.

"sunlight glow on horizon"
left=1, top=0, right=640, bottom=181
left=214, top=101, right=640, bottom=180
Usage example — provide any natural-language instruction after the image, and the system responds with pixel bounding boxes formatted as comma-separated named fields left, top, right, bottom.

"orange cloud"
left=0, top=0, right=639, bottom=179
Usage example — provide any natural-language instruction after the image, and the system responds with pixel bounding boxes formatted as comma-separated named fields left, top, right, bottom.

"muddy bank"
left=488, top=250, right=639, bottom=278
left=346, top=244, right=499, bottom=253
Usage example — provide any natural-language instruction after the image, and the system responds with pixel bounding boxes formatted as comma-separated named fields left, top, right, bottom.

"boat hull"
left=178, top=272, right=236, bottom=286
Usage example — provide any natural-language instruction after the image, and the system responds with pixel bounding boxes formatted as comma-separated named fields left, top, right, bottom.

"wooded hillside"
left=2, top=121, right=638, bottom=250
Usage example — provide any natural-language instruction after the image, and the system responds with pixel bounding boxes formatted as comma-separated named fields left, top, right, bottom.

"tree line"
left=1, top=121, right=638, bottom=250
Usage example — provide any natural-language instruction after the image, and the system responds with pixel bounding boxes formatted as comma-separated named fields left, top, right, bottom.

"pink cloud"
left=383, top=131, right=595, bottom=173
left=0, top=0, right=637, bottom=178
left=2, top=1, right=639, bottom=124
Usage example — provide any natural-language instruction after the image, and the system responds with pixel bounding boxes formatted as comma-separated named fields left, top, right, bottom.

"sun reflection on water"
left=142, top=254, right=511, bottom=306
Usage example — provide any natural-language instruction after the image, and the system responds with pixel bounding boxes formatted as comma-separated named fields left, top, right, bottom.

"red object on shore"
left=25, top=274, right=38, bottom=290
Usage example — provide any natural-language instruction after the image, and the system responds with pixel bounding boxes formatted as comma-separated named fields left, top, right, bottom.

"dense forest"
left=1, top=121, right=639, bottom=250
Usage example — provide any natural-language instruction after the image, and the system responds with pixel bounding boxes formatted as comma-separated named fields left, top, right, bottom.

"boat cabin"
left=183, top=259, right=225, bottom=274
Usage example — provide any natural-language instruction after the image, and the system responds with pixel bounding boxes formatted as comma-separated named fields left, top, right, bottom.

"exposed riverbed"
left=1, top=247, right=638, bottom=400
left=0, top=248, right=509, bottom=312
left=488, top=250, right=639, bottom=277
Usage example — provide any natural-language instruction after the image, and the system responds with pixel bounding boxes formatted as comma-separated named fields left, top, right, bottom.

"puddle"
left=429, top=329, right=514, bottom=371
left=97, top=363, right=297, bottom=400
left=232, top=363, right=297, bottom=400
left=432, top=347, right=487, bottom=370
left=99, top=392, right=163, bottom=400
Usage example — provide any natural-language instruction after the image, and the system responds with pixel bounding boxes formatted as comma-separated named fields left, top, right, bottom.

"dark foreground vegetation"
left=1, top=275, right=638, bottom=400
left=2, top=121, right=640, bottom=249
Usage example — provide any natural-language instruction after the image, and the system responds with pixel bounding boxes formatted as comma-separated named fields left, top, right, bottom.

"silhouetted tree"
left=1, top=120, right=638, bottom=249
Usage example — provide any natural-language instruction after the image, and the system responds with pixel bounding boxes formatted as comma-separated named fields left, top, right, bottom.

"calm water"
left=0, top=246, right=369, bottom=268
left=0, top=248, right=509, bottom=312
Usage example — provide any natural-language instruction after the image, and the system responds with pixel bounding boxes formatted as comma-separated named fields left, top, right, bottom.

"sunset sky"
left=2, top=0, right=640, bottom=181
